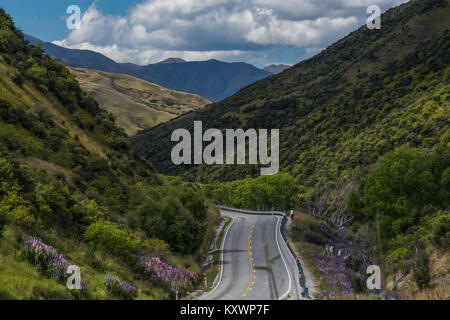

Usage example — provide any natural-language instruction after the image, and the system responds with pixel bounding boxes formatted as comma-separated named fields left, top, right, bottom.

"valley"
left=0, top=0, right=448, bottom=302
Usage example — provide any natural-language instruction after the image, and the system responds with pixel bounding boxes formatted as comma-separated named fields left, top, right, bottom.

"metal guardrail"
left=216, top=205, right=285, bottom=217
left=216, top=205, right=311, bottom=299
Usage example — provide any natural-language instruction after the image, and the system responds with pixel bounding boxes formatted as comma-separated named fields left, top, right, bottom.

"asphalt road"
left=200, top=209, right=302, bottom=300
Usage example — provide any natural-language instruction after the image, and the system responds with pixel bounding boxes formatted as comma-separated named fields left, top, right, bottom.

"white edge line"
left=200, top=214, right=235, bottom=300
left=275, top=216, right=292, bottom=300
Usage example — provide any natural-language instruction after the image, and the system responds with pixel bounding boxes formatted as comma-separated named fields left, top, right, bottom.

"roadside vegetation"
left=0, top=8, right=220, bottom=300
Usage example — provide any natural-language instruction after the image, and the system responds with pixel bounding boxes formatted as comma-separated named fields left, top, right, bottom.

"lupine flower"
left=20, top=234, right=71, bottom=280
left=104, top=274, right=138, bottom=299
left=139, top=257, right=196, bottom=292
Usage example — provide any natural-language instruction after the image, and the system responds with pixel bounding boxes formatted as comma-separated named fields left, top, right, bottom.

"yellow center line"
left=241, top=216, right=256, bottom=296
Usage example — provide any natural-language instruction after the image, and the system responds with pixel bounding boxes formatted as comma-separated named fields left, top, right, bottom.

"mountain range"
left=24, top=34, right=272, bottom=102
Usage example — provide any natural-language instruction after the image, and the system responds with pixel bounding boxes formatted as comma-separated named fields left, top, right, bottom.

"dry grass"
left=70, top=68, right=211, bottom=135
left=22, top=157, right=74, bottom=182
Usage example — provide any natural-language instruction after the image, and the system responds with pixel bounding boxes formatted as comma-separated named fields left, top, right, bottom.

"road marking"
left=200, top=215, right=235, bottom=300
left=240, top=216, right=256, bottom=297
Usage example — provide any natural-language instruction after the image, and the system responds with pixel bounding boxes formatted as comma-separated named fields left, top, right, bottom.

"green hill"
left=70, top=68, right=211, bottom=136
left=132, top=0, right=449, bottom=186
left=0, top=8, right=216, bottom=299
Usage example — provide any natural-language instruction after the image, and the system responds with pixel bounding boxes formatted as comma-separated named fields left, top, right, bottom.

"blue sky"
left=0, top=0, right=408, bottom=67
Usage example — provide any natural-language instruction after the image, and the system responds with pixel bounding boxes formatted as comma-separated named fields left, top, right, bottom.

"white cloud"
left=54, top=0, right=410, bottom=65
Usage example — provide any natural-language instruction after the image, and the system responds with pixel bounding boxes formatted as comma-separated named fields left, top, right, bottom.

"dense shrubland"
left=0, top=8, right=212, bottom=299
left=348, top=146, right=449, bottom=292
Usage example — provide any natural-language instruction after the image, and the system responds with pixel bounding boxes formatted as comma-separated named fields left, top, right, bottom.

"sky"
left=0, top=0, right=409, bottom=67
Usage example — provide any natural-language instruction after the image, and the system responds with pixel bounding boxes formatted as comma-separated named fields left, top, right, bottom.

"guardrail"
left=216, top=205, right=285, bottom=216
left=216, top=205, right=311, bottom=299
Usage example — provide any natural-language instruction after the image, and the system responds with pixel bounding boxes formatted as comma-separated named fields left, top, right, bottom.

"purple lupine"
left=20, top=234, right=71, bottom=280
left=104, top=274, right=138, bottom=299
left=310, top=226, right=375, bottom=299
left=139, top=257, right=196, bottom=291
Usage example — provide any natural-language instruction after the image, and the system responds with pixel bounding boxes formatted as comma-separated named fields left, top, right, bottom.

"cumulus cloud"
left=54, top=0, right=409, bottom=65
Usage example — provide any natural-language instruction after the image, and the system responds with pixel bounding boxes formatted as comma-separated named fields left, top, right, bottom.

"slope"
left=131, top=0, right=450, bottom=186
left=70, top=68, right=210, bottom=135
left=0, top=8, right=214, bottom=300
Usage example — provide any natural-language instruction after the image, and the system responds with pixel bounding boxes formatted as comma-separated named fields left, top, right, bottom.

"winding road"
left=200, top=209, right=303, bottom=300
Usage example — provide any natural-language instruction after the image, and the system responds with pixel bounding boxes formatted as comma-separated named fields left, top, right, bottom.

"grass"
left=0, top=226, right=173, bottom=300
left=191, top=214, right=232, bottom=297
left=70, top=68, right=211, bottom=135
left=0, top=59, right=107, bottom=158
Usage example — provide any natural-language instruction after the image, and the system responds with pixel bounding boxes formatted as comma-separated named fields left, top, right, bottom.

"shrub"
left=71, top=200, right=106, bottom=225
left=0, top=191, right=35, bottom=228
left=84, top=222, right=140, bottom=263
left=104, top=274, right=137, bottom=300
left=413, top=249, right=430, bottom=289
left=431, top=211, right=450, bottom=249
left=12, top=73, right=23, bottom=86
left=137, top=195, right=204, bottom=254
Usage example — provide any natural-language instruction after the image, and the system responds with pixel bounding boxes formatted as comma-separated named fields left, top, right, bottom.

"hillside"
left=132, top=0, right=450, bottom=186
left=0, top=8, right=216, bottom=299
left=70, top=68, right=210, bottom=135
left=24, top=35, right=272, bottom=102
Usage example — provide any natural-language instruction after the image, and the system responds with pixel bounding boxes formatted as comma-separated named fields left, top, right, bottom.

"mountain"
left=69, top=68, right=210, bottom=135
left=131, top=0, right=450, bottom=185
left=0, top=8, right=214, bottom=299
left=157, top=58, right=186, bottom=64
left=23, top=35, right=272, bottom=102
left=263, top=64, right=291, bottom=74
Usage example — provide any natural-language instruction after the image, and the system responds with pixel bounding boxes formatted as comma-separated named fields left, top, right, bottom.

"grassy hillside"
left=70, top=68, right=210, bottom=135
left=132, top=0, right=449, bottom=187
left=131, top=0, right=450, bottom=300
left=0, top=8, right=218, bottom=300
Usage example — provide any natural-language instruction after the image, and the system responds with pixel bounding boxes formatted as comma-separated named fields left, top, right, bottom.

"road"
left=200, top=209, right=302, bottom=300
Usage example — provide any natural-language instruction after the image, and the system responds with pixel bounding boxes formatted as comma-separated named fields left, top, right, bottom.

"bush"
left=137, top=194, right=204, bottom=254
left=84, top=222, right=140, bottom=263
left=12, top=73, right=23, bottom=86
left=0, top=191, right=35, bottom=228
left=71, top=200, right=106, bottom=225
left=414, top=249, right=430, bottom=289
left=431, top=211, right=450, bottom=249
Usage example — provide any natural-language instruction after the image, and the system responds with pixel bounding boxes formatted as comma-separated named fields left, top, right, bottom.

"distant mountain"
left=263, top=64, right=291, bottom=74
left=70, top=68, right=211, bottom=135
left=157, top=58, right=186, bottom=64
left=23, top=35, right=272, bottom=102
